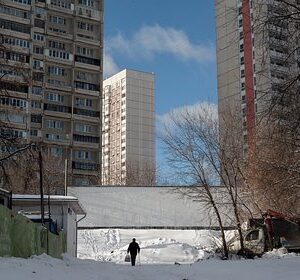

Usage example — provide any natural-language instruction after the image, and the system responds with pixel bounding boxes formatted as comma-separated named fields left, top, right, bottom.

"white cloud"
left=103, top=51, right=120, bottom=78
left=106, top=24, right=215, bottom=63
left=157, top=102, right=218, bottom=130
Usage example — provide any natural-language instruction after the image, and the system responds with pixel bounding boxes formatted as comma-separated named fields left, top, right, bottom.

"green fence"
left=0, top=204, right=66, bottom=258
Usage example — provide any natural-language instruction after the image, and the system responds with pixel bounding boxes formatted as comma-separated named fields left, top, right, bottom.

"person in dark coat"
left=127, top=238, right=140, bottom=266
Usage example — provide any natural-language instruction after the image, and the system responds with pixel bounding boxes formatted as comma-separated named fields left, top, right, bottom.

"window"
left=240, top=56, right=244, bottom=65
left=35, top=7, right=46, bottom=16
left=0, top=5, right=29, bottom=19
left=75, top=150, right=91, bottom=160
left=49, top=49, right=69, bottom=60
left=50, top=15, right=66, bottom=25
left=48, top=66, right=65, bottom=76
left=77, top=21, right=94, bottom=31
left=75, top=123, right=92, bottom=133
left=245, top=230, right=259, bottom=241
left=0, top=51, right=29, bottom=63
left=75, top=97, right=92, bottom=107
left=34, top=19, right=45, bottom=29
left=0, top=19, right=30, bottom=34
left=33, top=33, right=44, bottom=41
left=76, top=71, right=96, bottom=82
left=238, top=18, right=243, bottom=28
left=46, top=133, right=62, bottom=140
left=50, top=0, right=71, bottom=9
left=31, top=114, right=42, bottom=123
left=33, top=60, right=43, bottom=70
left=78, top=0, right=94, bottom=7
left=241, top=69, right=245, bottom=78
left=0, top=97, right=27, bottom=108
left=76, top=46, right=94, bottom=57
left=75, top=81, right=99, bottom=91
left=48, top=27, right=66, bottom=34
left=47, top=92, right=64, bottom=103
left=31, top=101, right=42, bottom=109
left=240, top=44, right=244, bottom=52
left=33, top=46, right=44, bottom=55
left=49, top=40, right=65, bottom=50
left=33, top=72, right=44, bottom=82
left=47, top=119, right=64, bottom=129
left=1, top=37, right=30, bottom=48
left=30, top=129, right=38, bottom=136
left=32, top=86, right=43, bottom=96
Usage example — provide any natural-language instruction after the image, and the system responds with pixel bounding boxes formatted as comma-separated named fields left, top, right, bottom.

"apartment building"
left=0, top=0, right=103, bottom=187
left=102, top=69, right=155, bottom=185
left=216, top=0, right=299, bottom=153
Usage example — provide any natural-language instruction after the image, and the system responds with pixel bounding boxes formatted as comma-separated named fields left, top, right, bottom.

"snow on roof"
left=12, top=194, right=86, bottom=215
left=12, top=194, right=79, bottom=201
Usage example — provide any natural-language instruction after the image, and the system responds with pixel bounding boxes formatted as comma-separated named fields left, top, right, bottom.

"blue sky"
left=104, top=0, right=217, bottom=178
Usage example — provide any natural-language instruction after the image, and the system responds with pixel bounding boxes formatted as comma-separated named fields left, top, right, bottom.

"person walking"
left=127, top=238, right=140, bottom=266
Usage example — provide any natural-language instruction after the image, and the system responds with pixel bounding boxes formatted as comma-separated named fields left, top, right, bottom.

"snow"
left=1, top=252, right=299, bottom=280
left=77, top=229, right=231, bottom=263
left=1, top=228, right=299, bottom=279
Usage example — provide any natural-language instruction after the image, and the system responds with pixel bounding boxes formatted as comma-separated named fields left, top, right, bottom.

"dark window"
left=75, top=55, right=100, bottom=66
left=34, top=19, right=45, bottom=29
left=44, top=103, right=71, bottom=113
left=73, top=108, right=99, bottom=118
left=0, top=19, right=30, bottom=34
left=31, top=114, right=42, bottom=123
left=75, top=81, right=100, bottom=91
left=73, top=134, right=99, bottom=143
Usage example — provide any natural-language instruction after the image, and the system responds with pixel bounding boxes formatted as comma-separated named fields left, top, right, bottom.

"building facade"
left=102, top=69, right=155, bottom=185
left=0, top=0, right=103, bottom=186
left=216, top=0, right=298, bottom=153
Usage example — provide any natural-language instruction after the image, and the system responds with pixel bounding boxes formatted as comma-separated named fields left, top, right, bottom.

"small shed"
left=12, top=195, right=86, bottom=257
left=0, top=188, right=12, bottom=209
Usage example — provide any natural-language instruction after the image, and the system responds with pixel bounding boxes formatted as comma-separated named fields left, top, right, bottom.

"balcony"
left=74, top=55, right=101, bottom=71
left=75, top=6, right=101, bottom=21
left=73, top=107, right=100, bottom=118
left=44, top=103, right=72, bottom=115
left=73, top=134, right=99, bottom=144
left=47, top=0, right=74, bottom=15
left=72, top=161, right=99, bottom=171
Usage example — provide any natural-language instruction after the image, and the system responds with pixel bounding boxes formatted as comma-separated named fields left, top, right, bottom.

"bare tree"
left=2, top=146, right=65, bottom=195
left=125, top=159, right=156, bottom=186
left=160, top=103, right=255, bottom=258
left=243, top=0, right=300, bottom=216
left=0, top=33, right=34, bottom=186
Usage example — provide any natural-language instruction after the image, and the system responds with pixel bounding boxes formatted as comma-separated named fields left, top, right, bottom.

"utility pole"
left=64, top=158, right=68, bottom=196
left=39, top=150, right=45, bottom=225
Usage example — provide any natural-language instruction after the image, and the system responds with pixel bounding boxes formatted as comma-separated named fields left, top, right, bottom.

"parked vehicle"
left=229, top=209, right=300, bottom=256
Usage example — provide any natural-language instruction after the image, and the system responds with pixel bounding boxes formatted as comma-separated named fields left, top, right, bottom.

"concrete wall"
left=68, top=187, right=233, bottom=229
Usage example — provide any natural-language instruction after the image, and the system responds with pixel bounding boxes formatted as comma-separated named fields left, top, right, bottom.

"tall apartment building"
left=216, top=0, right=299, bottom=153
left=0, top=0, right=103, bottom=187
left=102, top=69, right=155, bottom=185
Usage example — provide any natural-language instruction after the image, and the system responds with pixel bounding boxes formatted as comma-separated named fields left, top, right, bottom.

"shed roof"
left=12, top=194, right=86, bottom=215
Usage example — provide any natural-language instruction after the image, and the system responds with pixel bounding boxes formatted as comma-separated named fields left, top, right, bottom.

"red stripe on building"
left=242, top=0, right=255, bottom=144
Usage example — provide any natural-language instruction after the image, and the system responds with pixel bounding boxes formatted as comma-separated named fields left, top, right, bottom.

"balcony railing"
left=75, top=55, right=100, bottom=66
left=73, top=134, right=99, bottom=143
left=72, top=161, right=99, bottom=171
left=44, top=103, right=72, bottom=114
left=74, top=108, right=100, bottom=118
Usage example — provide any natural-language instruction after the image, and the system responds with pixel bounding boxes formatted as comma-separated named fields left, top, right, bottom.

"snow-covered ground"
left=1, top=229, right=299, bottom=280
left=1, top=252, right=299, bottom=280
left=77, top=229, right=233, bottom=263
